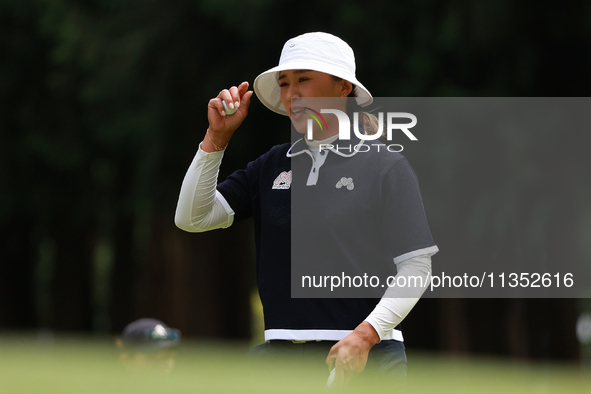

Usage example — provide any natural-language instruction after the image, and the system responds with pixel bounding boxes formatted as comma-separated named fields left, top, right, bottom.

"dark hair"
left=333, top=77, right=382, bottom=137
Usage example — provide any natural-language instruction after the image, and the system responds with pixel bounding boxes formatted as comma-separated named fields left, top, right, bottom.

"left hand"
left=326, top=322, right=380, bottom=386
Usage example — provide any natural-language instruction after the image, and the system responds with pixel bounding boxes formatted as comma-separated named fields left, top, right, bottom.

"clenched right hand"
left=207, top=81, right=253, bottom=137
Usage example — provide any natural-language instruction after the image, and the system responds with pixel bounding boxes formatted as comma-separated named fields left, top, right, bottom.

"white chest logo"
left=336, top=177, right=354, bottom=190
left=272, top=170, right=292, bottom=190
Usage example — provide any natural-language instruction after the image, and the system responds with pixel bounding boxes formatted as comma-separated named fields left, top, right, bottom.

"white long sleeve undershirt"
left=175, top=144, right=433, bottom=341
left=363, top=254, right=433, bottom=341
left=174, top=145, right=235, bottom=232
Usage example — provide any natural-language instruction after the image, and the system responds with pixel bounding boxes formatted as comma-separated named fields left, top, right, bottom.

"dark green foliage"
left=1, top=0, right=590, bottom=360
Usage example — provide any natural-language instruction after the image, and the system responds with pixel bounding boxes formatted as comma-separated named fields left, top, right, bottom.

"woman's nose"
left=287, top=84, right=300, bottom=100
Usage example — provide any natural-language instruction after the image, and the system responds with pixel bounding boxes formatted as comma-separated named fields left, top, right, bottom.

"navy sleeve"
left=216, top=150, right=268, bottom=223
left=382, top=156, right=437, bottom=262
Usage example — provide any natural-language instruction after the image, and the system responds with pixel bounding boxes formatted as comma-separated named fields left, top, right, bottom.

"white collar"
left=287, top=134, right=368, bottom=158
left=304, top=134, right=339, bottom=150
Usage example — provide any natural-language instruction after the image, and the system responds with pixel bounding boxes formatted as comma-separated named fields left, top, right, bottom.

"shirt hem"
left=393, top=245, right=439, bottom=265
left=264, top=329, right=403, bottom=342
left=215, top=190, right=235, bottom=228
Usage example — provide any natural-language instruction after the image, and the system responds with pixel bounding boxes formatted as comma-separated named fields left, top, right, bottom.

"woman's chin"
left=289, top=116, right=328, bottom=140
left=290, top=117, right=308, bottom=135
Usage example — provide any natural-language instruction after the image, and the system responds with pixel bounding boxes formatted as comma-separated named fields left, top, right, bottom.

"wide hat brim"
left=253, top=60, right=373, bottom=116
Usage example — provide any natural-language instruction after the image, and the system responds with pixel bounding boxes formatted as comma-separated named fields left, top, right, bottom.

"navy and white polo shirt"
left=217, top=133, right=437, bottom=342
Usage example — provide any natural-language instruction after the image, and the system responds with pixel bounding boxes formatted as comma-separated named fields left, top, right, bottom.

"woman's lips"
left=290, top=106, right=305, bottom=119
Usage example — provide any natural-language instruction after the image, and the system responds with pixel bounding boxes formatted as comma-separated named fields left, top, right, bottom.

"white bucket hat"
left=254, top=32, right=373, bottom=116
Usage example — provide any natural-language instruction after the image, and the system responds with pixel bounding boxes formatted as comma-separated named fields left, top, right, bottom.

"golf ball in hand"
left=222, top=100, right=237, bottom=115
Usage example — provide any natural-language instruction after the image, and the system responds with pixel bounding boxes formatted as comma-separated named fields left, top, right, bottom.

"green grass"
left=0, top=334, right=589, bottom=394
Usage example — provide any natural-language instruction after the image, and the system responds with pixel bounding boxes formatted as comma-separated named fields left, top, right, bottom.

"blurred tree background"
left=1, top=0, right=590, bottom=361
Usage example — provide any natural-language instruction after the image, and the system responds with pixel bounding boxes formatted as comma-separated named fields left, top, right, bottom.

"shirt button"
left=320, top=150, right=326, bottom=155
left=313, top=168, right=316, bottom=172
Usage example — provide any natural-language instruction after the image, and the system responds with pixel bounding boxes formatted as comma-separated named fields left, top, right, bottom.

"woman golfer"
left=175, top=32, right=438, bottom=386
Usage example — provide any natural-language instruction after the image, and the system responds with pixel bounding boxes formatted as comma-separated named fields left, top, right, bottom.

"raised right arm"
left=174, top=146, right=235, bottom=232
left=175, top=82, right=253, bottom=232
